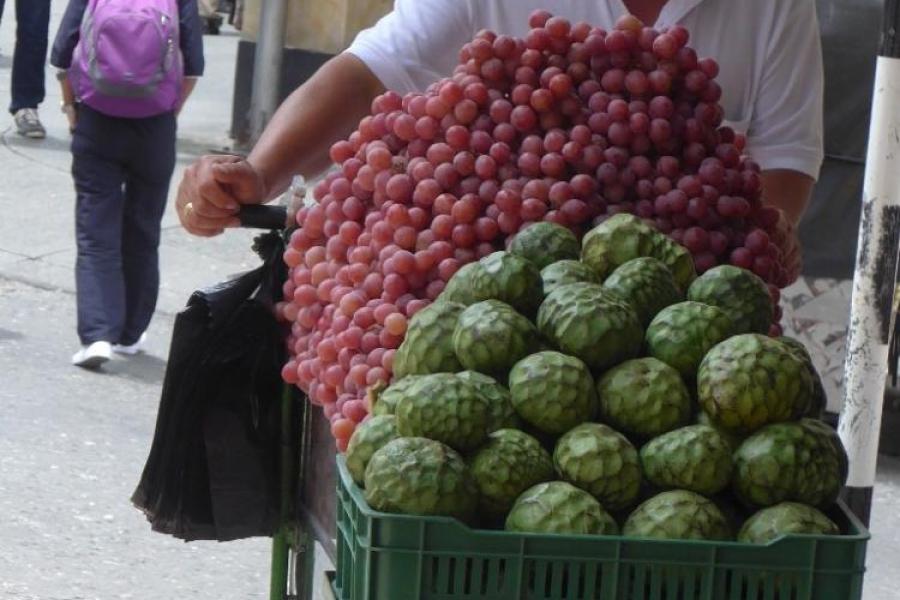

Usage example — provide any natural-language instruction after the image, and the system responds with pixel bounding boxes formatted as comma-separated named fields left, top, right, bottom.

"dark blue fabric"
left=51, top=0, right=205, bottom=77
left=72, top=105, right=177, bottom=345
left=0, top=0, right=51, bottom=113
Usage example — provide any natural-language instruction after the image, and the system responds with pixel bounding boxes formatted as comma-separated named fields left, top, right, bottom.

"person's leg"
left=119, top=113, right=178, bottom=346
left=73, top=108, right=129, bottom=347
left=11, top=0, right=50, bottom=136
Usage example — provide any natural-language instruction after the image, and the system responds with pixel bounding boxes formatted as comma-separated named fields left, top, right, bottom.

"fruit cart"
left=239, top=2, right=900, bottom=599
left=235, top=206, right=340, bottom=600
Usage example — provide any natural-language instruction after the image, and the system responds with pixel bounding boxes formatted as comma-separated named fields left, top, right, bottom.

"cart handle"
left=238, top=205, right=289, bottom=230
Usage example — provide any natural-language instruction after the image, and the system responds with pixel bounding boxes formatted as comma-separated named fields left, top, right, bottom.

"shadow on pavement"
left=1, top=127, right=73, bottom=157
left=101, top=354, right=168, bottom=386
left=0, top=327, right=25, bottom=341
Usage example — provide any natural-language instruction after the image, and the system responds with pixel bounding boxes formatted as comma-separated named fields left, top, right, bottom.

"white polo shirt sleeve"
left=745, top=0, right=825, bottom=180
left=345, top=0, right=475, bottom=95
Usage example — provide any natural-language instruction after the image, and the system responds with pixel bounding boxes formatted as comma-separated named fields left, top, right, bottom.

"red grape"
left=745, top=229, right=771, bottom=255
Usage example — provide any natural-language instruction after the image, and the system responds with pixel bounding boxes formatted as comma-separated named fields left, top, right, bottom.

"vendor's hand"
left=176, top=155, right=266, bottom=237
left=772, top=209, right=802, bottom=286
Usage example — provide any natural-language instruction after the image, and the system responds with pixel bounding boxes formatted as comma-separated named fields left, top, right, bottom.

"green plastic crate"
left=334, top=457, right=869, bottom=600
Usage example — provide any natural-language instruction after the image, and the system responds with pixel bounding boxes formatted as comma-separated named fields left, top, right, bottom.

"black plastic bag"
left=132, top=231, right=287, bottom=541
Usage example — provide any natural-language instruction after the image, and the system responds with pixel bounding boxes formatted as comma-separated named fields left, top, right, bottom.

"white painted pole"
left=837, top=0, right=900, bottom=526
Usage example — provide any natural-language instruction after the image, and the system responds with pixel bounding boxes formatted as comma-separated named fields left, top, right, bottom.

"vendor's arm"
left=177, top=54, right=385, bottom=236
left=760, top=169, right=814, bottom=228
left=761, top=169, right=813, bottom=284
left=748, top=0, right=824, bottom=281
left=177, top=0, right=473, bottom=236
left=248, top=53, right=386, bottom=199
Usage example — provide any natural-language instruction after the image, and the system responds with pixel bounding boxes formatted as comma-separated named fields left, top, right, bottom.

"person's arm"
left=177, top=77, right=198, bottom=115
left=173, top=1, right=203, bottom=118
left=248, top=53, right=385, bottom=199
left=747, top=1, right=825, bottom=283
left=49, top=0, right=88, bottom=71
left=176, top=54, right=384, bottom=236
left=178, top=0, right=205, bottom=79
left=761, top=169, right=813, bottom=284
left=176, top=0, right=473, bottom=236
left=50, top=0, right=88, bottom=133
left=58, top=71, right=77, bottom=131
left=761, top=169, right=814, bottom=227
left=244, top=0, right=474, bottom=199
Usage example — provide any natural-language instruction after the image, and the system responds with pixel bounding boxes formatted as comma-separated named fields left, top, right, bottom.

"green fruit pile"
left=347, top=220, right=846, bottom=544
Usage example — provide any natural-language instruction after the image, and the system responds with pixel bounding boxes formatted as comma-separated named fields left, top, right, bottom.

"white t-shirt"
left=346, top=0, right=824, bottom=179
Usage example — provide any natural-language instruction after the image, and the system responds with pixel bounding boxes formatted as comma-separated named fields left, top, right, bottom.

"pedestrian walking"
left=0, top=0, right=51, bottom=138
left=50, top=0, right=205, bottom=368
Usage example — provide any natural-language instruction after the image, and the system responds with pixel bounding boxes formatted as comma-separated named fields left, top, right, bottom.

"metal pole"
left=249, top=0, right=289, bottom=143
left=837, top=0, right=900, bottom=527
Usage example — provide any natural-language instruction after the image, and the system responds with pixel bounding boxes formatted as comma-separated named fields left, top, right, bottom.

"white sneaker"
left=72, top=341, right=112, bottom=368
left=14, top=108, right=46, bottom=139
left=113, top=332, right=147, bottom=356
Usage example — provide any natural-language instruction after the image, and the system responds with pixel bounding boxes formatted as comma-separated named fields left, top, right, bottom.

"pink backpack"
left=70, top=0, right=183, bottom=118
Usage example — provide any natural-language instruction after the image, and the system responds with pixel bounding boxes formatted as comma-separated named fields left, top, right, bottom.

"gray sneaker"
left=14, top=108, right=46, bottom=139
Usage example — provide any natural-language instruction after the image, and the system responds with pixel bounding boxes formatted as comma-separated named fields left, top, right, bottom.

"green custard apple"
left=597, top=358, right=692, bottom=439
left=440, top=261, right=488, bottom=306
left=687, top=265, right=773, bottom=335
left=640, top=424, right=733, bottom=496
left=580, top=214, right=659, bottom=280
left=537, top=282, right=643, bottom=372
left=370, top=376, right=425, bottom=416
left=364, top=437, right=478, bottom=520
left=471, top=251, right=544, bottom=316
left=581, top=214, right=696, bottom=289
left=345, top=415, right=400, bottom=486
left=647, top=233, right=697, bottom=291
left=737, top=502, right=840, bottom=544
left=603, top=257, right=683, bottom=327
left=452, top=300, right=538, bottom=376
left=540, top=259, right=601, bottom=296
left=392, top=301, right=464, bottom=378
left=698, top=334, right=813, bottom=434
left=455, top=370, right=521, bottom=431
left=623, top=490, right=732, bottom=541
left=505, top=481, right=619, bottom=536
left=509, top=351, right=598, bottom=434
left=696, top=411, right=746, bottom=451
left=509, top=222, right=581, bottom=270
left=732, top=418, right=848, bottom=509
left=394, top=373, right=491, bottom=452
left=553, top=423, right=642, bottom=511
left=645, top=301, right=734, bottom=380
left=779, top=336, right=828, bottom=419
left=469, top=429, right=554, bottom=517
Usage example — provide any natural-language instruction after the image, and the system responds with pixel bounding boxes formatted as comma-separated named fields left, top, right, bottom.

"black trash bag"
left=132, top=231, right=288, bottom=541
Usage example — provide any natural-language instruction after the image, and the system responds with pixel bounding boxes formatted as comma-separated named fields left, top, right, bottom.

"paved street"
left=1, top=4, right=899, bottom=600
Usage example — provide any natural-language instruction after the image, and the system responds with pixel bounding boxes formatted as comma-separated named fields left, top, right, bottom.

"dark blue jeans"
left=0, top=0, right=51, bottom=113
left=72, top=105, right=177, bottom=346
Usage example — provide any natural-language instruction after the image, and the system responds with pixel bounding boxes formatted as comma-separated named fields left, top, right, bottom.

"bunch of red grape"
left=278, top=11, right=787, bottom=449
